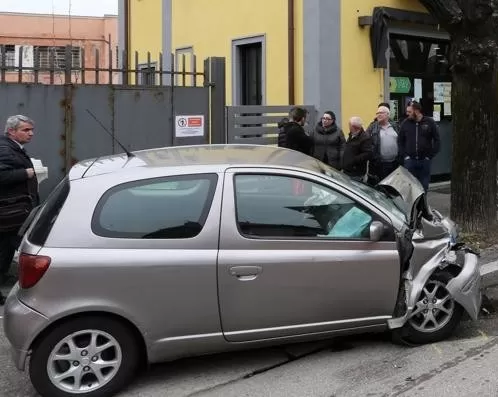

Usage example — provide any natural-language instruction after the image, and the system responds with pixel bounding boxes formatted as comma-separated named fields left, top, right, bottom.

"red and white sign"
left=175, top=115, right=205, bottom=138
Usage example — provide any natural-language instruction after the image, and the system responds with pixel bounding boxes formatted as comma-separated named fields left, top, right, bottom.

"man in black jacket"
left=278, top=107, right=313, bottom=156
left=0, top=115, right=39, bottom=305
left=398, top=101, right=440, bottom=191
left=342, top=116, right=373, bottom=181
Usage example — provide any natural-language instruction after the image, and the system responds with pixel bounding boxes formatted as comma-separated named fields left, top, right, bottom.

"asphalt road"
left=2, top=290, right=498, bottom=397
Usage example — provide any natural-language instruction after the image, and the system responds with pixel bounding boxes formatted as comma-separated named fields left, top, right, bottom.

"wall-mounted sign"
left=390, top=77, right=412, bottom=94
left=175, top=115, right=205, bottom=138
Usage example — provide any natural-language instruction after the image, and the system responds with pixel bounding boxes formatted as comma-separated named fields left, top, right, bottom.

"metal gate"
left=0, top=45, right=226, bottom=199
left=226, top=105, right=318, bottom=145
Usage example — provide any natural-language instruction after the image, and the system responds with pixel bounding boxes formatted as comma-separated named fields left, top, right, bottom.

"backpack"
left=277, top=117, right=290, bottom=147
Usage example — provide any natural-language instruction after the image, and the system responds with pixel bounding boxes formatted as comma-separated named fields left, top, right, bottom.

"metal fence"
left=0, top=44, right=205, bottom=87
left=226, top=105, right=318, bottom=145
left=0, top=46, right=227, bottom=199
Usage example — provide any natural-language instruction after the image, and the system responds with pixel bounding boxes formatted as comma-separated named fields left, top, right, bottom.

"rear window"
left=91, top=174, right=218, bottom=239
left=28, top=176, right=70, bottom=246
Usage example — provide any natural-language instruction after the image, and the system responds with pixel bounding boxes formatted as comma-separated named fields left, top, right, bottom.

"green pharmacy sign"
left=390, top=77, right=412, bottom=94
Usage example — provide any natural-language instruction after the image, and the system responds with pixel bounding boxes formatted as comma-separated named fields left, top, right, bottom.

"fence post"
left=64, top=45, right=72, bottom=84
left=204, top=57, right=226, bottom=144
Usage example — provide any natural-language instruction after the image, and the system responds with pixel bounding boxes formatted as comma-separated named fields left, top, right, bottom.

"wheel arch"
left=29, top=311, right=149, bottom=369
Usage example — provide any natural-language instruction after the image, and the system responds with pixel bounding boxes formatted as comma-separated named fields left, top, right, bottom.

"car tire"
left=393, top=271, right=463, bottom=345
left=29, top=316, right=140, bottom=397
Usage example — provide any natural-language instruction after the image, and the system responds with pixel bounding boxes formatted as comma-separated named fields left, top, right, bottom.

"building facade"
left=120, top=0, right=452, bottom=176
left=0, top=12, right=118, bottom=84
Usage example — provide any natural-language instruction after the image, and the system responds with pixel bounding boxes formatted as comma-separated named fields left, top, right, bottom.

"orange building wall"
left=0, top=12, right=118, bottom=84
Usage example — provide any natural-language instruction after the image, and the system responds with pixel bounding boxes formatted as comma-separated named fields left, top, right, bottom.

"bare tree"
left=419, top=0, right=498, bottom=233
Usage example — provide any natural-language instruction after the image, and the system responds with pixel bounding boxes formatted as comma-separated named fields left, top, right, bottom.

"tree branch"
left=419, top=0, right=464, bottom=28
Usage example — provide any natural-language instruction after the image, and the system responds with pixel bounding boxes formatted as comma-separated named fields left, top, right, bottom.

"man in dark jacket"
left=342, top=117, right=373, bottom=181
left=278, top=107, right=313, bottom=155
left=398, top=101, right=440, bottom=191
left=0, top=115, right=39, bottom=305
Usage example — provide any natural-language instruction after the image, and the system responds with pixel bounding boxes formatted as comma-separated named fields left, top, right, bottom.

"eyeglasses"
left=321, top=117, right=333, bottom=121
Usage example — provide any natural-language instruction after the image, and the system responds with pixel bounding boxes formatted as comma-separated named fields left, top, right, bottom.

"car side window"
left=92, top=174, right=218, bottom=239
left=234, top=174, right=374, bottom=240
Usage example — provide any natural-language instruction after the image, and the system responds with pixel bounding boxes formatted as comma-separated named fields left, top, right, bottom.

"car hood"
left=377, top=166, right=431, bottom=228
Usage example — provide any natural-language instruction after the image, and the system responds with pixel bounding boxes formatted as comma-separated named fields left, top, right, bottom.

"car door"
left=217, top=168, right=401, bottom=342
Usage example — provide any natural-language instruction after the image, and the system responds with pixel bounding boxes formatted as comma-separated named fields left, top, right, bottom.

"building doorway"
left=238, top=42, right=262, bottom=106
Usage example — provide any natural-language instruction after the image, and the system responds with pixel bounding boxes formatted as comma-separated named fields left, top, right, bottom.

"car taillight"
left=19, top=253, right=51, bottom=289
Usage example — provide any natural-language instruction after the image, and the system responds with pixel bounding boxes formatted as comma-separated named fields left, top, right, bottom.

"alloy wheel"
left=46, top=329, right=123, bottom=394
left=408, top=279, right=455, bottom=333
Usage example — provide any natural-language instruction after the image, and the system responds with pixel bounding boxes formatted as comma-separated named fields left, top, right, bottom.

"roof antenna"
left=86, top=109, right=134, bottom=158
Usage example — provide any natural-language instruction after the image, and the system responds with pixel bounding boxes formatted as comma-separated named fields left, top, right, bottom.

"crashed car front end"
left=377, top=167, right=482, bottom=329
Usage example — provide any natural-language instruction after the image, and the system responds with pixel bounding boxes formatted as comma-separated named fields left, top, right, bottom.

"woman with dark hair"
left=310, top=111, right=346, bottom=170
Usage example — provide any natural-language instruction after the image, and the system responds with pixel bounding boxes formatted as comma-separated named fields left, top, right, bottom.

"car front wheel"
left=29, top=316, right=140, bottom=397
left=394, top=271, right=464, bottom=345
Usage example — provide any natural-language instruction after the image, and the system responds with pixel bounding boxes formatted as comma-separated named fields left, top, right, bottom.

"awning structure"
left=358, top=7, right=438, bottom=68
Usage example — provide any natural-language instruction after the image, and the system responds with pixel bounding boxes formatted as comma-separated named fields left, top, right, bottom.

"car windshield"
left=318, top=164, right=408, bottom=224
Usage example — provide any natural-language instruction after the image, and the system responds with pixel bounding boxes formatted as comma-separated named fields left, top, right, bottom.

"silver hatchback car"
left=4, top=144, right=481, bottom=397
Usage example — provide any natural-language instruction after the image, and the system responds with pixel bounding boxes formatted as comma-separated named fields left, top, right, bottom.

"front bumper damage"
left=388, top=246, right=482, bottom=329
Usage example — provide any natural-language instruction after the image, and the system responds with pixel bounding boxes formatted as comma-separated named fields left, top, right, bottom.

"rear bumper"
left=3, top=285, right=49, bottom=370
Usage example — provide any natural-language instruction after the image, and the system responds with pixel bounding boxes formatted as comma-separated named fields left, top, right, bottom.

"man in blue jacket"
left=398, top=101, right=440, bottom=191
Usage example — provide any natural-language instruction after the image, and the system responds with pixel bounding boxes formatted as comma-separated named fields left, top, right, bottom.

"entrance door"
left=238, top=42, right=262, bottom=106
left=217, top=169, right=401, bottom=342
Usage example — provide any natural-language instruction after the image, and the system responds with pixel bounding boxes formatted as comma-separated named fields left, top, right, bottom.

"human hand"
left=26, top=168, right=35, bottom=178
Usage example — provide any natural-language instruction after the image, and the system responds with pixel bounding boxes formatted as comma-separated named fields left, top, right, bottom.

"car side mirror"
left=370, top=221, right=384, bottom=242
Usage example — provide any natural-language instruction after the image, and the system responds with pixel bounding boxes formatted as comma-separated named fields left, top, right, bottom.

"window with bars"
left=138, top=64, right=157, bottom=86
left=36, top=46, right=82, bottom=69
left=4, top=45, right=15, bottom=68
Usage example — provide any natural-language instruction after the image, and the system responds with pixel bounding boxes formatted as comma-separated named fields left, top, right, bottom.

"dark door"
left=239, top=43, right=262, bottom=106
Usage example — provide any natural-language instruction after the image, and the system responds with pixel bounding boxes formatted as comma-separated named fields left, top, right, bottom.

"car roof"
left=69, top=144, right=331, bottom=179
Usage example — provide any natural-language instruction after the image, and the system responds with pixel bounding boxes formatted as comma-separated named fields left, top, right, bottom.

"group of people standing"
left=278, top=100, right=440, bottom=191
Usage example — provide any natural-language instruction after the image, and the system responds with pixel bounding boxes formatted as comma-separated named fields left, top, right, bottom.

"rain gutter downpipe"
left=123, top=0, right=130, bottom=84
left=288, top=0, right=295, bottom=105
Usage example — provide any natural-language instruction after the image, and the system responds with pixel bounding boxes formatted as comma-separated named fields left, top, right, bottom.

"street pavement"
left=3, top=184, right=498, bottom=396
left=2, top=297, right=498, bottom=397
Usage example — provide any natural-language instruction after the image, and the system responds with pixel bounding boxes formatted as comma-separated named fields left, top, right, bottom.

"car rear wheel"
left=29, top=316, right=140, bottom=397
left=394, top=271, right=463, bottom=345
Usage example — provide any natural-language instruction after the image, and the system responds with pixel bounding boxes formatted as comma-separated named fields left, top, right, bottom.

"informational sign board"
left=175, top=115, right=205, bottom=138
left=390, top=77, right=412, bottom=94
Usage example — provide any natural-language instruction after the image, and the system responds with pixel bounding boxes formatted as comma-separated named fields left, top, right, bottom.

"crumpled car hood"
left=377, top=166, right=431, bottom=227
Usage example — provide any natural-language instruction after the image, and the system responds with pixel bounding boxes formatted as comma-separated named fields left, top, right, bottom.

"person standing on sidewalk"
left=278, top=107, right=313, bottom=156
left=310, top=111, right=346, bottom=170
left=366, top=105, right=400, bottom=183
left=342, top=117, right=373, bottom=182
left=398, top=101, right=441, bottom=191
left=0, top=115, right=39, bottom=305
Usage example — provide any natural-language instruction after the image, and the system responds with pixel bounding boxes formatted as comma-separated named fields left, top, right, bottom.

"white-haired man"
left=342, top=116, right=373, bottom=182
left=366, top=105, right=400, bottom=182
left=0, top=115, right=39, bottom=305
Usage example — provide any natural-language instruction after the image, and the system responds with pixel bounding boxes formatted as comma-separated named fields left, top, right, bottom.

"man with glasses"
left=366, top=103, right=400, bottom=184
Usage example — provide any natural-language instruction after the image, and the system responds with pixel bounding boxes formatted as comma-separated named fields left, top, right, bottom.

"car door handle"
left=229, top=266, right=262, bottom=281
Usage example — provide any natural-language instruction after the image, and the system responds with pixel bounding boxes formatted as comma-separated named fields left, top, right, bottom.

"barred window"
left=36, top=46, right=82, bottom=69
